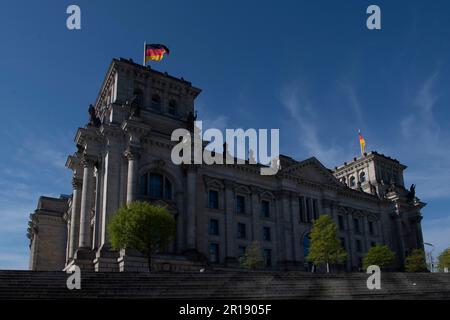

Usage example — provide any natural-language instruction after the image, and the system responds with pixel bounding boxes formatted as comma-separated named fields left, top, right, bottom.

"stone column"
left=186, top=166, right=197, bottom=249
left=224, top=180, right=236, bottom=261
left=68, top=177, right=82, bottom=259
left=78, top=156, right=95, bottom=249
left=291, top=194, right=301, bottom=263
left=250, top=187, right=261, bottom=242
left=125, top=147, right=140, bottom=204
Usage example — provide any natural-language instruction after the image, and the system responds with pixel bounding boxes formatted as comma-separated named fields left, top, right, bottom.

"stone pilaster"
left=224, top=180, right=237, bottom=265
left=78, top=155, right=95, bottom=249
left=186, top=166, right=197, bottom=250
left=68, top=177, right=82, bottom=259
left=124, top=147, right=140, bottom=204
left=250, top=186, right=261, bottom=243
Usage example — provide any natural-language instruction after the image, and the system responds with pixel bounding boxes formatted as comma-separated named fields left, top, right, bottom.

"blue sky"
left=0, top=0, right=449, bottom=269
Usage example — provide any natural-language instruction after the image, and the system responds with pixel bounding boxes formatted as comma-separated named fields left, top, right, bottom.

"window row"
left=208, top=190, right=271, bottom=217
left=132, top=89, right=179, bottom=116
left=340, top=171, right=366, bottom=187
left=298, top=197, right=319, bottom=223
left=340, top=237, right=378, bottom=253
left=208, top=219, right=272, bottom=241
left=338, top=215, right=376, bottom=236
left=208, top=243, right=272, bottom=266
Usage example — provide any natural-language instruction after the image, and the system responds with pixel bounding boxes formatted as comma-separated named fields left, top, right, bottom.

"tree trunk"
left=326, top=262, right=330, bottom=273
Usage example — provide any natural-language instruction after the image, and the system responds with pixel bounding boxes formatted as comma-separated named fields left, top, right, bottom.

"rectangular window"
left=340, top=237, right=346, bottom=249
left=313, top=199, right=319, bottom=220
left=338, top=215, right=345, bottom=230
left=353, top=218, right=360, bottom=234
left=263, top=249, right=272, bottom=267
left=356, top=239, right=362, bottom=252
left=299, top=197, right=305, bottom=222
left=209, top=243, right=219, bottom=263
left=261, top=200, right=270, bottom=218
left=369, top=221, right=374, bottom=235
left=209, top=219, right=219, bottom=235
left=306, top=198, right=311, bottom=222
left=209, top=190, right=219, bottom=209
left=238, top=246, right=246, bottom=258
left=371, top=242, right=376, bottom=248
left=236, top=195, right=246, bottom=214
left=149, top=174, right=163, bottom=198
left=263, top=226, right=271, bottom=242
left=237, top=223, right=246, bottom=239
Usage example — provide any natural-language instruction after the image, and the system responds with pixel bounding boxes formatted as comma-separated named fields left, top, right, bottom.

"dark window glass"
left=209, top=190, right=219, bottom=209
left=238, top=246, right=246, bottom=257
left=369, top=221, right=374, bottom=235
left=237, top=223, right=246, bottom=239
left=299, top=197, right=305, bottom=222
left=313, top=199, right=319, bottom=220
left=263, top=227, right=271, bottom=242
left=151, top=94, right=161, bottom=110
left=209, top=219, right=219, bottom=235
left=356, top=239, right=362, bottom=252
left=236, top=195, right=245, bottom=214
left=149, top=173, right=163, bottom=198
left=168, top=100, right=177, bottom=115
left=340, top=237, right=346, bottom=249
left=261, top=200, right=270, bottom=218
left=371, top=242, right=376, bottom=248
left=209, top=243, right=219, bottom=263
left=360, top=172, right=366, bottom=183
left=164, top=177, right=172, bottom=199
left=306, top=198, right=312, bottom=222
left=263, top=249, right=272, bottom=267
left=338, top=215, right=345, bottom=230
left=353, top=218, right=360, bottom=233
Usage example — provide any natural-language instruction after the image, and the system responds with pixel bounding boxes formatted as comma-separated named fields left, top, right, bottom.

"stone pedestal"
left=72, top=248, right=95, bottom=270
left=93, top=245, right=119, bottom=272
left=117, top=248, right=149, bottom=272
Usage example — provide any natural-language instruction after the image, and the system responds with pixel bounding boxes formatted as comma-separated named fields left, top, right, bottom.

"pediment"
left=282, top=157, right=342, bottom=187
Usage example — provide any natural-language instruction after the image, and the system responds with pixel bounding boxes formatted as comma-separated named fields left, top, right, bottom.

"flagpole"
left=143, top=41, right=146, bottom=66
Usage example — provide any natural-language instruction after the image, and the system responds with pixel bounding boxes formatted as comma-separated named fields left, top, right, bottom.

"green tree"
left=307, top=215, right=347, bottom=273
left=437, top=248, right=450, bottom=272
left=362, top=245, right=396, bottom=270
left=108, top=201, right=176, bottom=271
left=405, top=249, right=428, bottom=272
left=240, top=241, right=265, bottom=269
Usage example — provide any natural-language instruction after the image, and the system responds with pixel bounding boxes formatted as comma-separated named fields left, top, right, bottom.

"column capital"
left=81, top=154, right=97, bottom=168
left=72, top=177, right=83, bottom=190
left=124, top=146, right=141, bottom=160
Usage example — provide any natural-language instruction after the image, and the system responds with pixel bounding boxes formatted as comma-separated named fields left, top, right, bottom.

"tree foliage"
left=437, top=247, right=450, bottom=271
left=307, top=215, right=347, bottom=272
left=362, top=245, right=396, bottom=270
left=108, top=201, right=176, bottom=270
left=240, top=241, right=265, bottom=269
left=405, top=249, right=428, bottom=272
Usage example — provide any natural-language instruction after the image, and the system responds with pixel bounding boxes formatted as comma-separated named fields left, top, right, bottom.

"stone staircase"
left=0, top=270, right=449, bottom=300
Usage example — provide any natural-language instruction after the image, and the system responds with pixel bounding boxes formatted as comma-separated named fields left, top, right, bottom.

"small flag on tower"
left=358, top=130, right=366, bottom=155
left=144, top=43, right=170, bottom=64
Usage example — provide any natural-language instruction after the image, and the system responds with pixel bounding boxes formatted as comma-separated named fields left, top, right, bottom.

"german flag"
left=358, top=130, right=366, bottom=155
left=145, top=44, right=170, bottom=63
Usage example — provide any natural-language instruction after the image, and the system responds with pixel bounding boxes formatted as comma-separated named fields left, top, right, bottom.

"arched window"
left=359, top=171, right=366, bottom=183
left=341, top=177, right=347, bottom=185
left=151, top=94, right=161, bottom=111
left=350, top=176, right=356, bottom=187
left=168, top=100, right=177, bottom=116
left=140, top=172, right=172, bottom=200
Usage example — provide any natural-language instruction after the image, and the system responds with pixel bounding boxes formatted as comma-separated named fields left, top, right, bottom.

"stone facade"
left=28, top=58, right=425, bottom=272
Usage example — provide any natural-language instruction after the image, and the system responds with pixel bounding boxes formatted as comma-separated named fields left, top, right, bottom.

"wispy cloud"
left=398, top=71, right=450, bottom=199
left=280, top=83, right=350, bottom=167
left=422, top=215, right=450, bottom=257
